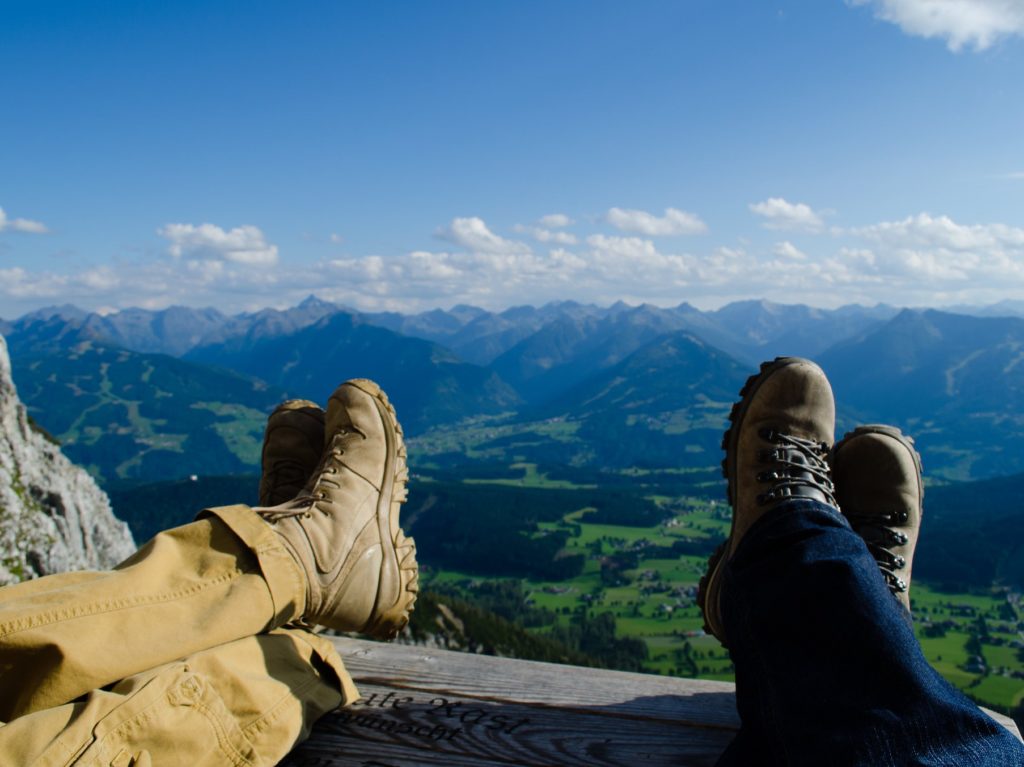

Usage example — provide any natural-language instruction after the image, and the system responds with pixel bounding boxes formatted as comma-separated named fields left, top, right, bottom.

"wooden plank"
left=280, top=639, right=737, bottom=766
left=334, top=639, right=741, bottom=729
left=283, top=680, right=731, bottom=767
left=281, top=639, right=1021, bottom=767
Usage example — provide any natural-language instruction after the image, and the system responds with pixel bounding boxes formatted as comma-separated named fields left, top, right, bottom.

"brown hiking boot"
left=256, top=379, right=418, bottom=638
left=697, top=357, right=837, bottom=646
left=259, top=399, right=325, bottom=507
left=831, top=425, right=923, bottom=613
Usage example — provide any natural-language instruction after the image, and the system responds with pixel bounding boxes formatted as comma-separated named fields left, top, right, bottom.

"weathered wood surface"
left=281, top=638, right=1022, bottom=767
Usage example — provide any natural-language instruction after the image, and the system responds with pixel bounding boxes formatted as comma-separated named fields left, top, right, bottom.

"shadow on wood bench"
left=281, top=638, right=1023, bottom=766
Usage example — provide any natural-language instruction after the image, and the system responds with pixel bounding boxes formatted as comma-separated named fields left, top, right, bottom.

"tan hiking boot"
left=831, top=425, right=923, bottom=613
left=259, top=399, right=326, bottom=507
left=697, top=357, right=837, bottom=646
left=256, top=379, right=418, bottom=638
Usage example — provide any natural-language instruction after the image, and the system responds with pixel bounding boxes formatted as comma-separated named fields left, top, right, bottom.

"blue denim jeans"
left=716, top=499, right=1024, bottom=767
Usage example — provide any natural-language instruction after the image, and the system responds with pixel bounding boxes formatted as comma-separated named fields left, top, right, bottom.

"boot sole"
left=343, top=379, right=419, bottom=640
left=696, top=356, right=808, bottom=642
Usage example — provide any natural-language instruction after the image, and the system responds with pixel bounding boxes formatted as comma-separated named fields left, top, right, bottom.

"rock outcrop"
left=0, top=332, right=135, bottom=585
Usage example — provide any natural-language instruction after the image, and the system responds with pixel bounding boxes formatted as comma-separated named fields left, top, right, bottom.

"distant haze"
left=7, top=296, right=1024, bottom=484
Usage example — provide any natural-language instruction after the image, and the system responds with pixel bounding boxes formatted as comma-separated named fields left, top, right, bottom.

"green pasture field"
left=420, top=465, right=1024, bottom=716
left=463, top=462, right=596, bottom=490
left=410, top=418, right=580, bottom=462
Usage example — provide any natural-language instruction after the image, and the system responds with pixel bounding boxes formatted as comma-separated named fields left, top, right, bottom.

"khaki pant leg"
left=0, top=505, right=307, bottom=721
left=0, top=627, right=358, bottom=767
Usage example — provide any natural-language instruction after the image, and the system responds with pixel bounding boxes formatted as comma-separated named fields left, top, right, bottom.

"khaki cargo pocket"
left=69, top=663, right=263, bottom=767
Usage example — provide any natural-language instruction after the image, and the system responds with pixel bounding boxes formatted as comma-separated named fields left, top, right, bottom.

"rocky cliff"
left=0, top=332, right=135, bottom=585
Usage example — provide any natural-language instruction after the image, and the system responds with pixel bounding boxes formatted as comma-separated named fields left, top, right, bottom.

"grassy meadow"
left=417, top=462, right=1024, bottom=713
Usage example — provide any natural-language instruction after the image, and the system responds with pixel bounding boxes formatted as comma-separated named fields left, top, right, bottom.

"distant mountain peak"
left=298, top=294, right=336, bottom=310
left=16, top=304, right=89, bottom=323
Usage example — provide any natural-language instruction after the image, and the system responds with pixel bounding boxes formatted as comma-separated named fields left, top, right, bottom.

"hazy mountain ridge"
left=1, top=295, right=340, bottom=359
left=0, top=296, right=902, bottom=367
left=7, top=298, right=1024, bottom=483
left=185, top=311, right=522, bottom=434
left=532, top=332, right=750, bottom=467
left=10, top=339, right=287, bottom=483
left=708, top=300, right=899, bottom=360
left=820, top=309, right=1024, bottom=479
left=491, top=305, right=698, bottom=405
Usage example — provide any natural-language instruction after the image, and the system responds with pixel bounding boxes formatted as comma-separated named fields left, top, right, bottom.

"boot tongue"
left=308, top=435, right=379, bottom=574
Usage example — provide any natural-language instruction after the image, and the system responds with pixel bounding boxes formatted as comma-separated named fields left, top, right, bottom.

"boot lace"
left=845, top=508, right=911, bottom=594
left=256, top=430, right=357, bottom=522
left=756, top=428, right=837, bottom=507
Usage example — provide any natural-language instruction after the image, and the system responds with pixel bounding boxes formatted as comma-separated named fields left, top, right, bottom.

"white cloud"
left=0, top=206, right=48, bottom=234
left=0, top=266, right=121, bottom=300
left=158, top=222, right=278, bottom=266
left=320, top=235, right=700, bottom=310
left=606, top=207, right=708, bottom=236
left=327, top=212, right=1024, bottom=309
left=749, top=198, right=826, bottom=232
left=848, top=0, right=1024, bottom=51
left=851, top=212, right=1024, bottom=250
left=826, top=213, right=1024, bottom=298
left=585, top=234, right=694, bottom=276
left=533, top=228, right=578, bottom=245
left=773, top=241, right=808, bottom=260
left=438, top=216, right=531, bottom=254
left=513, top=223, right=578, bottom=245
left=538, top=213, right=573, bottom=228
left=330, top=233, right=344, bottom=244
left=8, top=208, right=1024, bottom=317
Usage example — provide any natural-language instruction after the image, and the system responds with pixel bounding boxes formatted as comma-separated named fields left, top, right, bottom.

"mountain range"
left=3, top=296, right=1024, bottom=483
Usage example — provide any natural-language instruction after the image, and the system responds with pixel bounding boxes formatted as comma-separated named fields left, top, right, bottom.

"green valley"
left=405, top=462, right=1024, bottom=719
left=108, top=459, right=1024, bottom=725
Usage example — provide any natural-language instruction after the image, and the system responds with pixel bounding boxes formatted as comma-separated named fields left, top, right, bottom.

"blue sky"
left=2, top=0, right=1023, bottom=316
